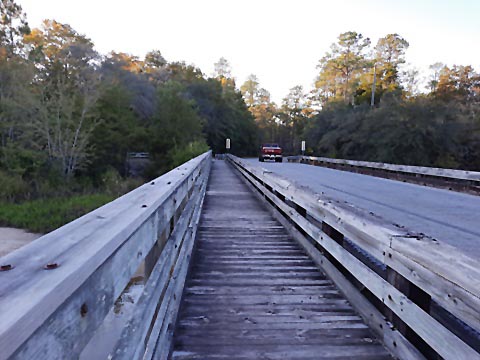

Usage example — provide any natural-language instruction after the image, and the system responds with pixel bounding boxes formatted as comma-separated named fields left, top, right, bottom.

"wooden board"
left=170, top=160, right=392, bottom=359
left=111, top=172, right=209, bottom=360
left=229, top=155, right=480, bottom=359
left=0, top=152, right=211, bottom=360
left=289, top=155, right=480, bottom=182
left=230, top=155, right=480, bottom=335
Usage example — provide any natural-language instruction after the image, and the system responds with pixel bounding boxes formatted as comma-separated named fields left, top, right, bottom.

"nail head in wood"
left=80, top=303, right=88, bottom=317
left=0, top=264, right=14, bottom=271
left=44, top=263, right=59, bottom=270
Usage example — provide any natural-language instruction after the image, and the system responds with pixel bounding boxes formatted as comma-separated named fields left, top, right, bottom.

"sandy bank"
left=0, top=227, right=43, bottom=258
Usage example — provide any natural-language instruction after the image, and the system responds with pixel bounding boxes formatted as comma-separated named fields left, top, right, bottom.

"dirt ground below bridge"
left=0, top=227, right=42, bottom=257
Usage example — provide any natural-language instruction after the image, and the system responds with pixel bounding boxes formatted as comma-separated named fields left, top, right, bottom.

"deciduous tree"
left=25, top=20, right=101, bottom=178
left=0, top=0, right=29, bottom=57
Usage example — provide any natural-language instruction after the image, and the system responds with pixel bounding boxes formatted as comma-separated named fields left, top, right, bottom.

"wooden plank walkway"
left=170, top=160, right=391, bottom=359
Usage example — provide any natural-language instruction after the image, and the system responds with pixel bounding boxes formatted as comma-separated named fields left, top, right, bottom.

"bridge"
left=0, top=152, right=479, bottom=359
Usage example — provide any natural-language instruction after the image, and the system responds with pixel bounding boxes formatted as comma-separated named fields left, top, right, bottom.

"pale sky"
left=17, top=0, right=480, bottom=104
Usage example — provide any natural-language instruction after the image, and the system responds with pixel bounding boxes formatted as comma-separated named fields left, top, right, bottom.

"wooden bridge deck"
left=171, top=160, right=391, bottom=359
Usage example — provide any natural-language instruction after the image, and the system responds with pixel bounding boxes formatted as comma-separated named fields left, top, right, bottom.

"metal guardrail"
left=287, top=155, right=480, bottom=194
left=0, top=151, right=212, bottom=360
left=228, top=154, right=480, bottom=360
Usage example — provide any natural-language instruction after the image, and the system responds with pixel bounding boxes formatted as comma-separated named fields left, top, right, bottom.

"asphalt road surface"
left=243, top=158, right=480, bottom=260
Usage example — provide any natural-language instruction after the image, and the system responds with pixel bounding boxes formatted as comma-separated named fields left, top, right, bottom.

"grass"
left=0, top=194, right=115, bottom=233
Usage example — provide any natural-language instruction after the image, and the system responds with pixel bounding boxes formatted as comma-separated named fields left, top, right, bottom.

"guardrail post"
left=145, top=227, right=168, bottom=279
left=295, top=204, right=307, bottom=218
left=321, top=222, right=344, bottom=246
left=385, top=270, right=410, bottom=334
left=386, top=266, right=435, bottom=358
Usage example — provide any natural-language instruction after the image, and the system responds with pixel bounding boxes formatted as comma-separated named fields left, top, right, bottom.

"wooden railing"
left=0, top=151, right=212, bottom=360
left=229, top=155, right=480, bottom=360
left=287, top=155, right=480, bottom=194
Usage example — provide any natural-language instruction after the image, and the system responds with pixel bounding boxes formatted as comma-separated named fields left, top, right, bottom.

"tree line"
left=2, top=0, right=480, bottom=207
left=0, top=0, right=257, bottom=202
left=239, top=32, right=480, bottom=170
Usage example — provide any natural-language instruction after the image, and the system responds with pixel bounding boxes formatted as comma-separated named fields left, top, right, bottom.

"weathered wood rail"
left=0, top=151, right=211, bottom=360
left=171, top=160, right=391, bottom=359
left=287, top=155, right=480, bottom=194
left=229, top=155, right=480, bottom=360
left=1, top=150, right=479, bottom=359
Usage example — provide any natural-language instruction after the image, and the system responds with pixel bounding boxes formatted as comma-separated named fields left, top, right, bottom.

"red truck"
left=259, top=143, right=283, bottom=162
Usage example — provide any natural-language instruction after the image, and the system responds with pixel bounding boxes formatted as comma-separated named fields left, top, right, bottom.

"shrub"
left=171, top=141, right=210, bottom=168
left=0, top=170, right=29, bottom=202
left=0, top=194, right=115, bottom=233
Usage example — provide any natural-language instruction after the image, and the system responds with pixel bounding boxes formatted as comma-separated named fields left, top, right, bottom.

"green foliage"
left=0, top=2, right=260, bottom=223
left=171, top=140, right=210, bottom=168
left=374, top=34, right=409, bottom=90
left=22, top=20, right=101, bottom=179
left=240, top=74, right=260, bottom=107
left=0, top=0, right=30, bottom=56
left=99, top=166, right=140, bottom=196
left=145, top=50, right=166, bottom=68
left=213, top=57, right=232, bottom=79
left=304, top=95, right=480, bottom=170
left=0, top=143, right=45, bottom=178
left=0, top=194, right=114, bottom=233
left=188, top=77, right=257, bottom=156
left=0, top=1, right=262, bottom=234
left=278, top=85, right=311, bottom=154
left=146, top=80, right=205, bottom=176
left=2, top=3, right=480, bottom=238
left=89, top=84, right=141, bottom=177
left=0, top=169, right=28, bottom=202
left=316, top=31, right=371, bottom=104
left=436, top=65, right=480, bottom=103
